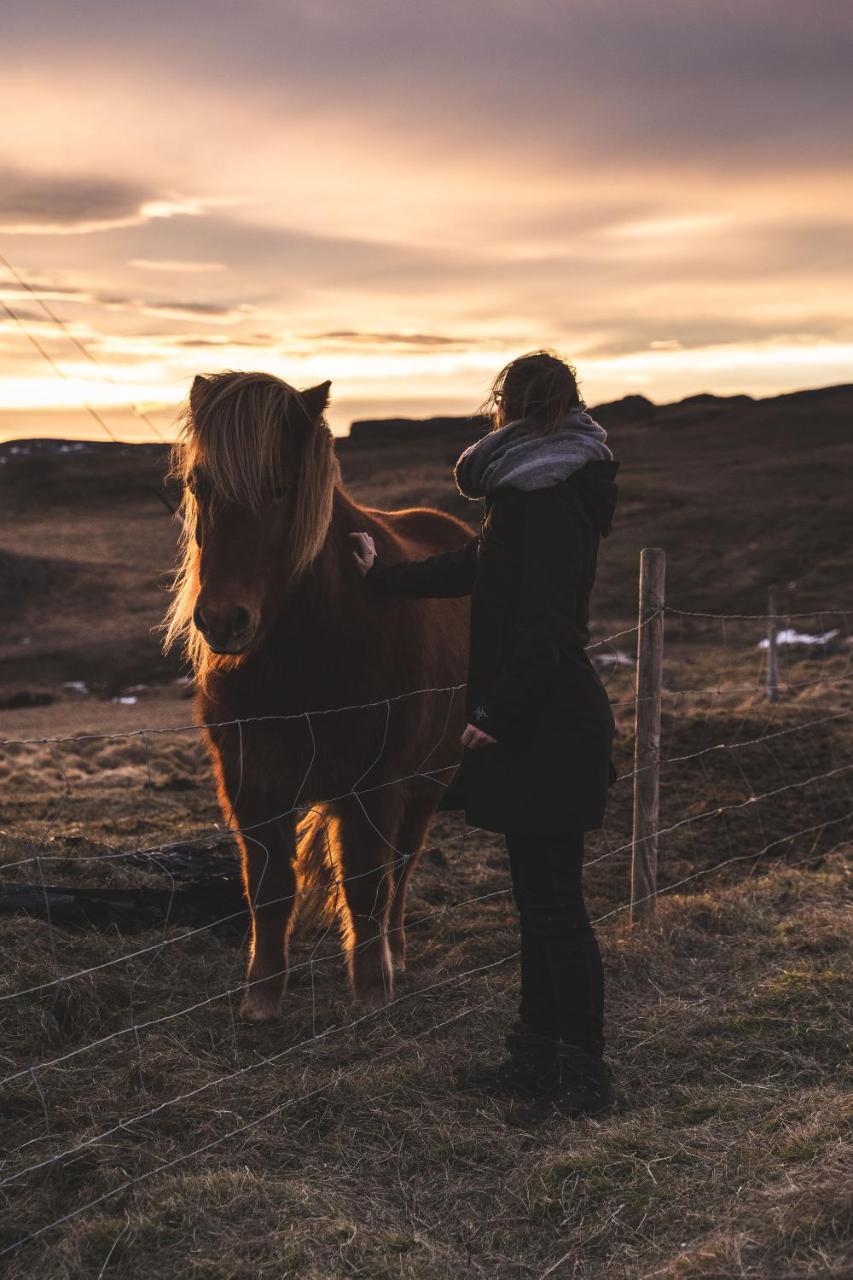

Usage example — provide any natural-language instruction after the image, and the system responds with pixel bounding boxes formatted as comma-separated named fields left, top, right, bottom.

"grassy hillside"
left=1, top=384, right=851, bottom=698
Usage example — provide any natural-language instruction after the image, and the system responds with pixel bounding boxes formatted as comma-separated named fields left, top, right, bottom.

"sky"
left=1, top=0, right=852, bottom=440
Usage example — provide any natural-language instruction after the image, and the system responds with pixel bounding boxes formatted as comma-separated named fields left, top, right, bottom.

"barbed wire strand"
left=0, top=252, right=172, bottom=446
left=0, top=298, right=126, bottom=447
left=609, top=668, right=853, bottom=709
left=664, top=604, right=853, bottom=622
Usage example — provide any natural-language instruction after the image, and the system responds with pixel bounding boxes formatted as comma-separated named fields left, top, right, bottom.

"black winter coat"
left=366, top=459, right=620, bottom=834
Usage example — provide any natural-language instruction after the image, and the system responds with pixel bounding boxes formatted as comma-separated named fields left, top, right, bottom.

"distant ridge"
left=588, top=394, right=656, bottom=427
left=0, top=438, right=165, bottom=463
left=346, top=382, right=853, bottom=444
left=2, top=384, right=851, bottom=458
left=344, top=414, right=489, bottom=448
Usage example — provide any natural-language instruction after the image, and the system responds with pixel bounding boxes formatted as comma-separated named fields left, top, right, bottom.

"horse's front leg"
left=232, top=796, right=297, bottom=1022
left=334, top=793, right=401, bottom=1008
left=387, top=783, right=438, bottom=976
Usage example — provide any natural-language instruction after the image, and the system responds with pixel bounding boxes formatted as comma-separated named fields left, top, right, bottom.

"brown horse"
left=165, top=371, right=471, bottom=1020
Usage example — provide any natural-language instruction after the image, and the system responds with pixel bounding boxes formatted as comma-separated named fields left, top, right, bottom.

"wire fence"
left=1, top=601, right=852, bottom=1262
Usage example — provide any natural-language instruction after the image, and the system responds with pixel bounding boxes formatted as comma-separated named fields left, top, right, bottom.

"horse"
left=164, top=371, right=472, bottom=1021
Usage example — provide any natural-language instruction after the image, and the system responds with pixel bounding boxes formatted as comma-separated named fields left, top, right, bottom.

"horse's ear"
left=300, top=380, right=331, bottom=423
left=190, top=374, right=209, bottom=419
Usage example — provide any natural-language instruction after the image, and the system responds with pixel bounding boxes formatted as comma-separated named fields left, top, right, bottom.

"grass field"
left=1, top=640, right=851, bottom=1278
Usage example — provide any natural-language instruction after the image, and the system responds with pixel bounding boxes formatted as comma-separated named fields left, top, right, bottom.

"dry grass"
left=1, top=408, right=852, bottom=1275
left=1, top=644, right=851, bottom=1279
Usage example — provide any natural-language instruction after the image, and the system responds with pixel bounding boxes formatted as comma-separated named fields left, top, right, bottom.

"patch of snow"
left=111, top=695, right=138, bottom=705
left=759, top=628, right=840, bottom=649
left=592, top=650, right=634, bottom=667
left=63, top=681, right=89, bottom=693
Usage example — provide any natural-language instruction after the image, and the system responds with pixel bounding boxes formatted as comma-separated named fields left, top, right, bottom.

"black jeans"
left=504, top=830, right=605, bottom=1055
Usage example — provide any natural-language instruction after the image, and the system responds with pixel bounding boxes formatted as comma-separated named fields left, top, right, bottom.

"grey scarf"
left=454, top=409, right=612, bottom=500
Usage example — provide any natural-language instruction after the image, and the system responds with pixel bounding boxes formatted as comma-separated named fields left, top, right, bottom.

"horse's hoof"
left=240, top=991, right=282, bottom=1022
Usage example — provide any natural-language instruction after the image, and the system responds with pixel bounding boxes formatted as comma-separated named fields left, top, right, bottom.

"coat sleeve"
left=472, top=490, right=586, bottom=740
left=365, top=535, right=479, bottom=598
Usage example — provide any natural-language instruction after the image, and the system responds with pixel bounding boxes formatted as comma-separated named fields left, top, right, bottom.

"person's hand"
left=349, top=531, right=377, bottom=575
left=461, top=722, right=497, bottom=749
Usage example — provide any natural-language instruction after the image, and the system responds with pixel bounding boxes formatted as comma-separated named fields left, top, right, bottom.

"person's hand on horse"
left=349, top=531, right=377, bottom=575
left=461, top=722, right=497, bottom=749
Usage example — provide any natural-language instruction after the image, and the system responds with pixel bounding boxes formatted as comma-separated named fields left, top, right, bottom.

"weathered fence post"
left=767, top=584, right=779, bottom=702
left=630, top=547, right=666, bottom=922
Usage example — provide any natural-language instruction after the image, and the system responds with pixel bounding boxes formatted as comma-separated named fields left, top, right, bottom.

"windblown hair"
left=163, top=370, right=340, bottom=671
left=483, top=349, right=584, bottom=433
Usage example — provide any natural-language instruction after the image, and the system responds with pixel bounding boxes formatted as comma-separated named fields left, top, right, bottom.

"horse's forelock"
left=163, top=371, right=339, bottom=675
left=180, top=373, right=305, bottom=510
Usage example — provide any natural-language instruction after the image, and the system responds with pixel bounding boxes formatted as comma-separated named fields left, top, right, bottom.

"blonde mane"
left=163, top=371, right=340, bottom=674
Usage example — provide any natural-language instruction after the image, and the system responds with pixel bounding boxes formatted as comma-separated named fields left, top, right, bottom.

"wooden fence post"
left=767, top=584, right=779, bottom=702
left=630, top=547, right=666, bottom=922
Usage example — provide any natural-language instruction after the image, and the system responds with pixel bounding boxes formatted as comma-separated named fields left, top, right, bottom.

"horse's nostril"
left=194, top=603, right=253, bottom=647
left=230, top=606, right=251, bottom=635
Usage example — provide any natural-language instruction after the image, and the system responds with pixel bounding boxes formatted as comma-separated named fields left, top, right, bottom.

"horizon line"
left=1, top=377, right=852, bottom=449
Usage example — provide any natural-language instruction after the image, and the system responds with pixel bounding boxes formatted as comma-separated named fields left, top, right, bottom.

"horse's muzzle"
left=193, top=603, right=256, bottom=654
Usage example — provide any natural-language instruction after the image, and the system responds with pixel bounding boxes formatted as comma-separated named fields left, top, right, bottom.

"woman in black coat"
left=350, top=351, right=619, bottom=1120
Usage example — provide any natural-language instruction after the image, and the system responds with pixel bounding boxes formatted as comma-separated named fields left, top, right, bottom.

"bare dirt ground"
left=1, top=391, right=851, bottom=1277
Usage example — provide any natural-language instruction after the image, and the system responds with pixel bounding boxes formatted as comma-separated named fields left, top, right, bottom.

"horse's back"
left=367, top=505, right=474, bottom=558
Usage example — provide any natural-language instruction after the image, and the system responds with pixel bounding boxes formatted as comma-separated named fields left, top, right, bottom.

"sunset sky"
left=2, top=0, right=852, bottom=440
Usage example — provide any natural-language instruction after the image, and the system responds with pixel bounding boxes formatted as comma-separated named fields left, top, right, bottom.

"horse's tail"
left=293, top=805, right=338, bottom=934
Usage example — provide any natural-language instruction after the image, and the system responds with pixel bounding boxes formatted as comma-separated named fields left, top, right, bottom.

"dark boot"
left=456, top=1021, right=558, bottom=1098
left=505, top=1045, right=615, bottom=1126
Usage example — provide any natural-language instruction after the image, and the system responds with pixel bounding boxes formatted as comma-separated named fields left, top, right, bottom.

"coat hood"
left=568, top=459, right=619, bottom=537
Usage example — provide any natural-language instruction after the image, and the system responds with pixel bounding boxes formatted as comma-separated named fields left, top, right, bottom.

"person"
left=349, top=350, right=619, bottom=1121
